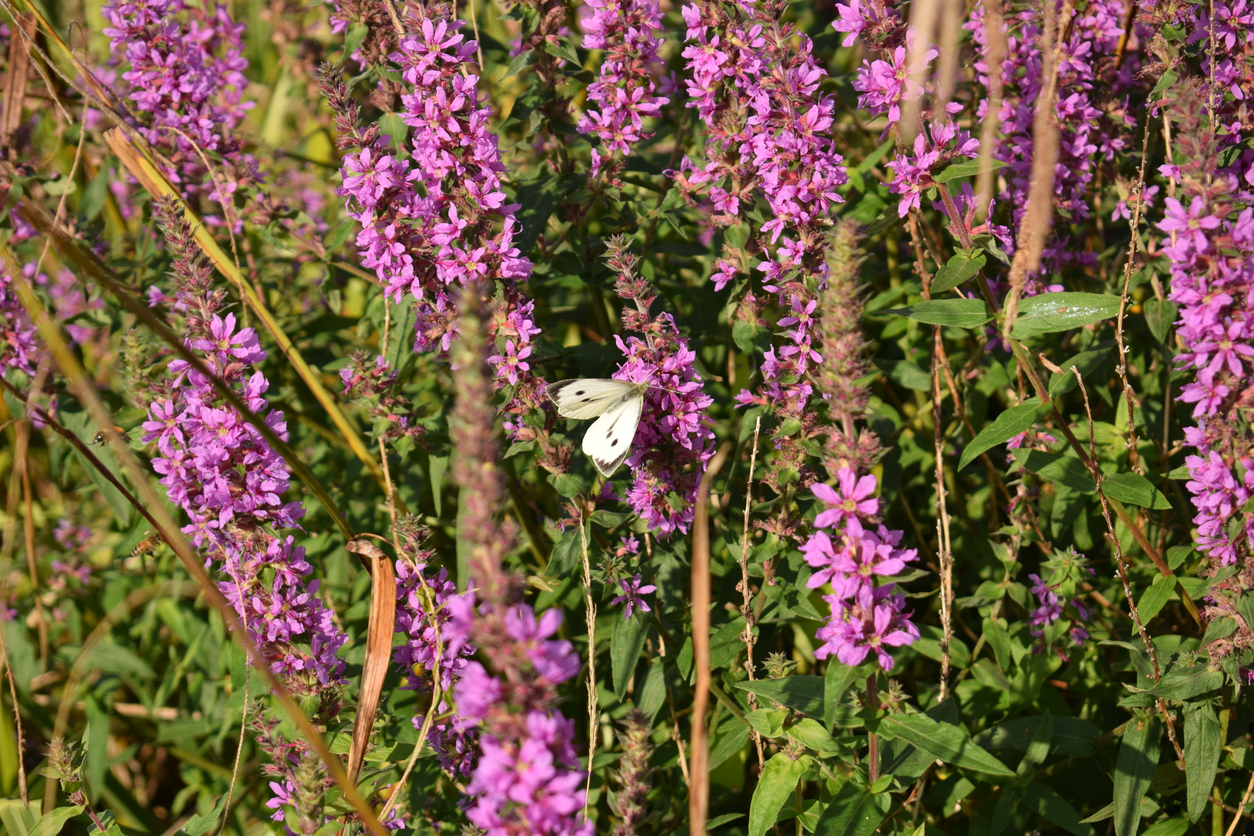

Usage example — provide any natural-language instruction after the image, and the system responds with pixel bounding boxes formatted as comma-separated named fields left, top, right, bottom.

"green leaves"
left=958, top=399, right=1053, bottom=471
left=1102, top=473, right=1172, bottom=510
left=748, top=753, right=809, bottom=836
left=611, top=612, right=649, bottom=701
left=1010, top=292, right=1123, bottom=339
left=877, top=712, right=1014, bottom=778
left=933, top=157, right=1006, bottom=184
left=813, top=783, right=890, bottom=836
left=884, top=298, right=993, bottom=328
left=931, top=252, right=986, bottom=294
left=736, top=676, right=825, bottom=720
left=1113, top=717, right=1161, bottom=836
left=1183, top=703, right=1221, bottom=822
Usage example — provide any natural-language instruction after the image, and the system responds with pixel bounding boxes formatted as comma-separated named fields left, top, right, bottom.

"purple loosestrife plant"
left=576, top=0, right=669, bottom=178
left=141, top=197, right=347, bottom=691
left=805, top=469, right=919, bottom=670
left=0, top=264, right=39, bottom=377
left=445, top=289, right=590, bottom=836
left=322, top=4, right=568, bottom=472
left=678, top=0, right=847, bottom=418
left=1158, top=82, right=1254, bottom=664
left=967, top=0, right=1144, bottom=278
left=392, top=521, right=479, bottom=777
left=102, top=0, right=257, bottom=217
left=604, top=237, right=714, bottom=535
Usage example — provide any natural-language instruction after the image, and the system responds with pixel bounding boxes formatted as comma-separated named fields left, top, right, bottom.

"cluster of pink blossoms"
left=803, top=468, right=919, bottom=670
left=101, top=0, right=257, bottom=213
left=606, top=240, right=715, bottom=535
left=968, top=0, right=1144, bottom=279
left=576, top=0, right=670, bottom=176
left=393, top=556, right=478, bottom=776
left=333, top=14, right=531, bottom=356
left=142, top=203, right=346, bottom=690
left=0, top=266, right=38, bottom=377
left=676, top=0, right=847, bottom=418
left=448, top=600, right=591, bottom=836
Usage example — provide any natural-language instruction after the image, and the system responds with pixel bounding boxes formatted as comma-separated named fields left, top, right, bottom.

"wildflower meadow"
left=0, top=0, right=1252, bottom=833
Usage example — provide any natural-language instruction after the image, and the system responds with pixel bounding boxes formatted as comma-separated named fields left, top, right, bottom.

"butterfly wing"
left=546, top=378, right=638, bottom=420
left=582, top=392, right=644, bottom=477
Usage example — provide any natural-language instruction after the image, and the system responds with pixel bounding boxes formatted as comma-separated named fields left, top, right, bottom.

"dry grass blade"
left=1002, top=0, right=1069, bottom=340
left=901, top=0, right=939, bottom=142
left=974, top=0, right=1007, bottom=219
left=345, top=538, right=399, bottom=785
left=689, top=442, right=732, bottom=836
left=1, top=13, right=36, bottom=151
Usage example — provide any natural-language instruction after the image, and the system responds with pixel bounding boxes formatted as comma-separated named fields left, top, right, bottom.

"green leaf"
left=990, top=784, right=1024, bottom=836
left=931, top=252, right=987, bottom=294
left=735, top=676, right=824, bottom=719
left=28, top=807, right=84, bottom=836
left=546, top=530, right=581, bottom=579
left=709, top=714, right=751, bottom=770
left=0, top=800, right=38, bottom=836
left=1143, top=299, right=1179, bottom=343
left=1141, top=818, right=1192, bottom=836
left=824, top=664, right=863, bottom=733
left=1144, top=664, right=1222, bottom=700
left=427, top=453, right=449, bottom=518
left=958, top=400, right=1053, bottom=471
left=873, top=358, right=932, bottom=392
left=504, top=48, right=538, bottom=78
left=882, top=699, right=960, bottom=779
left=746, top=708, right=789, bottom=739
left=1023, top=783, right=1096, bottom=836
left=1019, top=711, right=1052, bottom=776
left=1011, top=449, right=1096, bottom=493
left=58, top=641, right=156, bottom=678
left=513, top=176, right=561, bottom=258
left=733, top=320, right=774, bottom=355
left=1137, top=573, right=1174, bottom=625
left=974, top=715, right=1100, bottom=758
left=179, top=794, right=228, bottom=836
left=1102, top=473, right=1172, bottom=510
left=1183, top=703, right=1221, bottom=822
left=547, top=471, right=588, bottom=498
left=878, top=713, right=1014, bottom=777
left=786, top=719, right=845, bottom=754
left=1113, top=716, right=1161, bottom=836
left=377, top=112, right=409, bottom=153
left=884, top=298, right=993, bottom=329
left=1048, top=342, right=1115, bottom=396
left=637, top=658, right=665, bottom=723
left=863, top=207, right=904, bottom=236
left=933, top=157, right=1006, bottom=184
left=543, top=35, right=581, bottom=66
left=748, top=753, right=809, bottom=836
left=343, top=22, right=368, bottom=56
left=812, top=783, right=890, bottom=836
left=1010, top=292, right=1123, bottom=339
left=611, top=612, right=649, bottom=701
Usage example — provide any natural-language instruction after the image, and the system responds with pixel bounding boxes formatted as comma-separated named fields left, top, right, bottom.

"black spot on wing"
left=611, top=439, right=618, bottom=447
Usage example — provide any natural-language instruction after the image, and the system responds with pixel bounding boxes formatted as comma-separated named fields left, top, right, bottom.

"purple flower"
left=611, top=574, right=657, bottom=619
left=1158, top=196, right=1225, bottom=253
left=812, top=468, right=880, bottom=528
left=815, top=584, right=919, bottom=671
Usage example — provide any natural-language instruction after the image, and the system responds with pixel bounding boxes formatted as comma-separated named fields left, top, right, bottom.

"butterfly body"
left=545, top=378, right=651, bottom=477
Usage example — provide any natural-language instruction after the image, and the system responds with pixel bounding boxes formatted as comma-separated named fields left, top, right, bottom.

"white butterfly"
left=546, top=378, right=651, bottom=478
